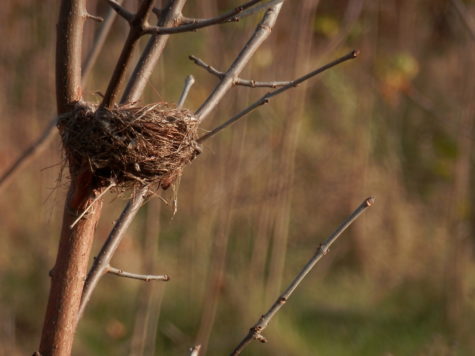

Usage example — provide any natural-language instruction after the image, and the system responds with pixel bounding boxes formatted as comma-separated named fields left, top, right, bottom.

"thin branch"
left=451, top=0, right=475, bottom=42
left=198, top=50, right=359, bottom=142
left=101, top=0, right=156, bottom=108
left=237, top=0, right=284, bottom=19
left=107, top=266, right=170, bottom=281
left=79, top=187, right=148, bottom=318
left=177, top=75, right=195, bottom=108
left=82, top=0, right=124, bottom=84
left=121, top=0, right=188, bottom=104
left=107, top=0, right=134, bottom=23
left=189, top=55, right=291, bottom=88
left=230, top=197, right=375, bottom=355
left=195, top=2, right=285, bottom=122
left=189, top=55, right=223, bottom=77
left=70, top=180, right=116, bottom=229
left=143, top=0, right=264, bottom=35
left=189, top=345, right=202, bottom=356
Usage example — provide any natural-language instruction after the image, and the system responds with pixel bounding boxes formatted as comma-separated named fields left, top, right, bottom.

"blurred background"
left=1, top=0, right=475, bottom=355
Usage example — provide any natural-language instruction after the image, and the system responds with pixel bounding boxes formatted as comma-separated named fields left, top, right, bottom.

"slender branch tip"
left=366, top=196, right=375, bottom=206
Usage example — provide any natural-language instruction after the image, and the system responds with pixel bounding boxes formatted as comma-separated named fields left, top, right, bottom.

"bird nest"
left=57, top=102, right=201, bottom=192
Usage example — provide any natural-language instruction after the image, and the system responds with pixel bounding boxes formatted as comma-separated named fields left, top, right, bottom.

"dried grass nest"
left=57, top=102, right=201, bottom=191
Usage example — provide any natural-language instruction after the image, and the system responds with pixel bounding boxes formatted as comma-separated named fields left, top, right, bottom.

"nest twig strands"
left=58, top=102, right=201, bottom=192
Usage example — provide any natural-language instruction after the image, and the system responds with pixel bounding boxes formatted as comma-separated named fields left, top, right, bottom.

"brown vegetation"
left=1, top=0, right=475, bottom=355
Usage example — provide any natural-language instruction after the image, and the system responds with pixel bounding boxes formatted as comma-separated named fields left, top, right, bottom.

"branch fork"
left=109, top=0, right=265, bottom=36
left=189, top=55, right=292, bottom=88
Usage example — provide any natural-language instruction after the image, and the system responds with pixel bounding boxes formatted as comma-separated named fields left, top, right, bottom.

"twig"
left=177, top=75, right=195, bottom=108
left=69, top=180, right=116, bottom=229
left=107, top=0, right=134, bottom=23
left=82, top=0, right=123, bottom=84
left=143, top=0, right=264, bottom=35
left=107, top=266, right=170, bottom=281
left=111, top=0, right=261, bottom=105
left=78, top=187, right=148, bottom=319
left=189, top=345, right=202, bottom=356
left=189, top=55, right=291, bottom=88
left=101, top=0, right=156, bottom=108
left=189, top=55, right=223, bottom=77
left=198, top=50, right=359, bottom=142
left=121, top=0, right=188, bottom=104
left=195, top=2, right=285, bottom=122
left=451, top=0, right=475, bottom=42
left=230, top=197, right=375, bottom=355
left=237, top=0, right=284, bottom=19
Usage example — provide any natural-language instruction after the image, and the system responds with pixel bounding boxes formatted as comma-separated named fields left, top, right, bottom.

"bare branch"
left=107, top=266, right=170, bottom=281
left=79, top=188, right=148, bottom=318
left=189, top=55, right=223, bottom=78
left=189, top=55, right=291, bottom=88
left=198, top=50, right=359, bottom=142
left=232, top=78, right=291, bottom=88
left=101, top=0, right=156, bottom=108
left=143, top=0, right=264, bottom=35
left=121, top=0, right=188, bottom=104
left=55, top=0, right=86, bottom=113
left=83, top=0, right=124, bottom=84
left=107, top=0, right=134, bottom=23
left=177, top=75, right=195, bottom=108
left=70, top=180, right=116, bottom=229
left=195, top=2, right=285, bottom=122
left=237, top=0, right=284, bottom=19
left=230, top=197, right=375, bottom=355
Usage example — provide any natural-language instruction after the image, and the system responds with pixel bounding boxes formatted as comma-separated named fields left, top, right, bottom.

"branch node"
left=318, top=243, right=329, bottom=255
